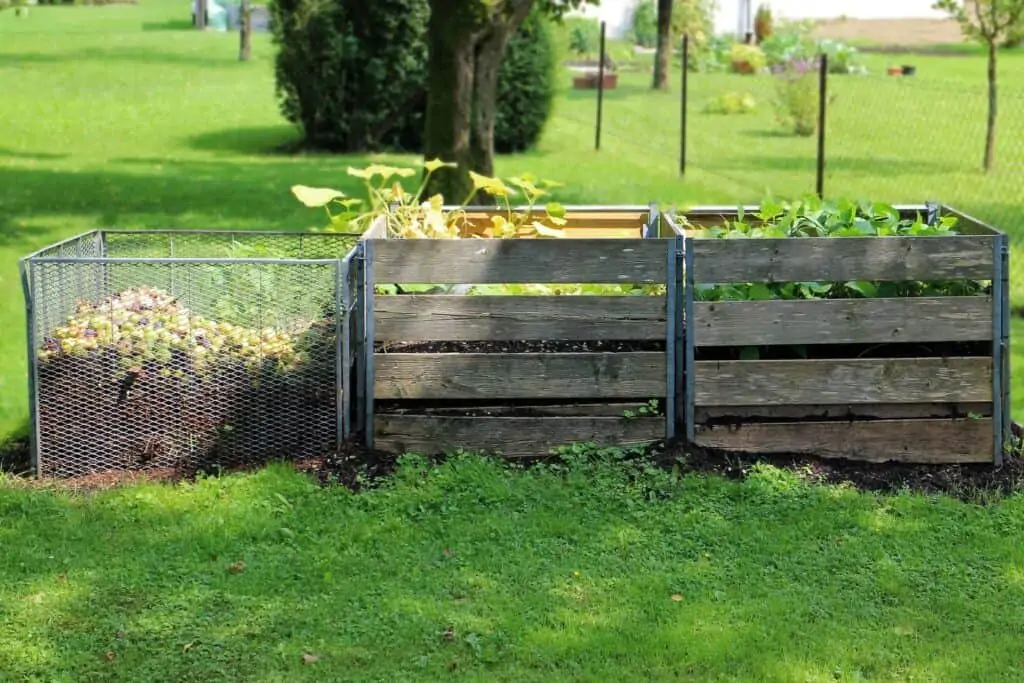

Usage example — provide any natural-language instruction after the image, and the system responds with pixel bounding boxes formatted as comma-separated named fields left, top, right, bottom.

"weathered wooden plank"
left=693, top=418, right=994, bottom=464
left=372, top=239, right=668, bottom=284
left=374, top=352, right=666, bottom=400
left=690, top=235, right=995, bottom=283
left=374, top=295, right=667, bottom=342
left=694, top=357, right=992, bottom=406
left=388, top=402, right=656, bottom=418
left=694, top=297, right=992, bottom=346
left=695, top=402, right=992, bottom=422
left=375, top=415, right=664, bottom=457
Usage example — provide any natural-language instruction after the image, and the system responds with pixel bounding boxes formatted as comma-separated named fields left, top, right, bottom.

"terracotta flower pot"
left=572, top=73, right=618, bottom=90
left=887, top=66, right=903, bottom=76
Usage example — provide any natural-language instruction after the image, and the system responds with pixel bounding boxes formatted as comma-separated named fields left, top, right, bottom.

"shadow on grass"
left=0, top=148, right=69, bottom=162
left=0, top=46, right=252, bottom=68
left=141, top=19, right=195, bottom=32
left=184, top=125, right=305, bottom=156
left=0, top=156, right=381, bottom=241
left=0, top=460, right=1023, bottom=679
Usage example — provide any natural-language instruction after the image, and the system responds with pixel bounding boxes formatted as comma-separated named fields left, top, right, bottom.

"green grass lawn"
left=3, top=455, right=1024, bottom=681
left=5, top=7, right=1024, bottom=680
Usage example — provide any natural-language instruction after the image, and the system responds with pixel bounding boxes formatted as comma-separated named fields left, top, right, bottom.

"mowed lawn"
left=1, top=0, right=1024, bottom=443
left=5, top=6, right=1024, bottom=681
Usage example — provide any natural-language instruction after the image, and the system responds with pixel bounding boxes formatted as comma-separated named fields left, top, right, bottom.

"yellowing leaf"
left=291, top=185, right=346, bottom=208
left=545, top=202, right=567, bottom=219
left=532, top=222, right=566, bottom=238
left=423, top=158, right=457, bottom=173
left=469, top=171, right=515, bottom=198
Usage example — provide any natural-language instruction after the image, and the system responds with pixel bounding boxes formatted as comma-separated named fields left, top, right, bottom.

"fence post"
left=595, top=20, right=606, bottom=152
left=680, top=33, right=689, bottom=176
left=816, top=53, right=828, bottom=198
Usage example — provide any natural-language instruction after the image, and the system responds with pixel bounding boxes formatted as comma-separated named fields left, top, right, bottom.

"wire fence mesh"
left=25, top=231, right=360, bottom=478
left=556, top=60, right=1024, bottom=302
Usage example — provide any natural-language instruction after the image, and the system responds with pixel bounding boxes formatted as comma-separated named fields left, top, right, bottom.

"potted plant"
left=887, top=65, right=903, bottom=76
left=901, top=64, right=917, bottom=76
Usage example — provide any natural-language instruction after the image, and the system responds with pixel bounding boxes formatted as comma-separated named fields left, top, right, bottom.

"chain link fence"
left=22, top=230, right=360, bottom=478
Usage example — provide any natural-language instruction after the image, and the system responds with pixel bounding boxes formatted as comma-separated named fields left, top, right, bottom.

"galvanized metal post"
left=362, top=240, right=376, bottom=449
left=665, top=241, right=677, bottom=439
left=992, top=234, right=1010, bottom=466
left=595, top=21, right=606, bottom=152
left=1001, top=236, right=1011, bottom=462
left=352, top=243, right=366, bottom=435
left=925, top=201, right=939, bottom=226
left=337, top=257, right=349, bottom=446
left=674, top=236, right=685, bottom=435
left=816, top=53, right=828, bottom=199
left=645, top=202, right=660, bottom=239
left=19, top=259, right=40, bottom=475
left=684, top=237, right=695, bottom=442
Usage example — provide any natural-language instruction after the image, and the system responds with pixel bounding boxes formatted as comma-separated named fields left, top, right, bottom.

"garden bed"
left=665, top=201, right=1011, bottom=465
left=363, top=214, right=674, bottom=458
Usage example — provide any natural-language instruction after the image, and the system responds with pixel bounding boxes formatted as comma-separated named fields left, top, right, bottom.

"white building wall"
left=568, top=0, right=948, bottom=40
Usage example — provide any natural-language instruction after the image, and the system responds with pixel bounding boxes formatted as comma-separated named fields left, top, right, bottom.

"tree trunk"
left=653, top=0, right=673, bottom=90
left=195, top=0, right=206, bottom=29
left=467, top=27, right=513, bottom=203
left=423, top=0, right=535, bottom=202
left=984, top=39, right=997, bottom=172
left=239, top=0, right=252, bottom=62
left=423, top=0, right=478, bottom=202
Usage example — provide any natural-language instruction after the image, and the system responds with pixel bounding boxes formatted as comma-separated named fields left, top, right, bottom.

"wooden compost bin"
left=671, top=205, right=1011, bottom=465
left=360, top=209, right=674, bottom=458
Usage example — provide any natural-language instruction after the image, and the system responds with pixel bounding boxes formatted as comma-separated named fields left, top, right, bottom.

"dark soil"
left=377, top=339, right=664, bottom=353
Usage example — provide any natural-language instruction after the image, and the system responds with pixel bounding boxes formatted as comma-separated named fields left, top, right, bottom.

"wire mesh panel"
left=24, top=231, right=359, bottom=478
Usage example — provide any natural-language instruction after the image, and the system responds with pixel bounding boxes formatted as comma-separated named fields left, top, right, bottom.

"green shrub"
left=268, top=0, right=429, bottom=152
left=631, top=1, right=657, bottom=48
left=730, top=43, right=767, bottom=74
left=495, top=9, right=556, bottom=154
left=703, top=92, right=757, bottom=115
left=269, top=0, right=554, bottom=154
left=568, top=18, right=601, bottom=58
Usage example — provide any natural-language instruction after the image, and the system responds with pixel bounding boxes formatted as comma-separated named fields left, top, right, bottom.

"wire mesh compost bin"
left=20, top=230, right=362, bottom=477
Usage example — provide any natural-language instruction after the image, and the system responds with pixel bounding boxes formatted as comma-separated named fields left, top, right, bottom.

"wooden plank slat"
left=372, top=239, right=668, bottom=284
left=374, top=295, right=667, bottom=342
left=695, top=402, right=992, bottom=422
left=375, top=415, right=664, bottom=457
left=694, top=357, right=992, bottom=406
left=690, top=235, right=995, bottom=283
left=393, top=402, right=656, bottom=418
left=374, top=352, right=666, bottom=400
left=694, top=297, right=992, bottom=346
left=693, top=418, right=994, bottom=464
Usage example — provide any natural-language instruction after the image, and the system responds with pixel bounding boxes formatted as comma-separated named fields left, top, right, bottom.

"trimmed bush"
left=269, top=0, right=554, bottom=154
left=494, top=9, right=556, bottom=154
left=268, top=0, right=429, bottom=152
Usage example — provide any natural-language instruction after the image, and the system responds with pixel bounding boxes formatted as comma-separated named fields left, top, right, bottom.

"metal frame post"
left=352, top=243, right=366, bottom=435
left=362, top=240, right=376, bottom=449
left=644, top=202, right=660, bottom=239
left=993, top=233, right=1011, bottom=466
left=683, top=237, right=695, bottom=442
left=665, top=242, right=677, bottom=439
left=337, top=256, right=350, bottom=445
left=19, top=259, right=40, bottom=476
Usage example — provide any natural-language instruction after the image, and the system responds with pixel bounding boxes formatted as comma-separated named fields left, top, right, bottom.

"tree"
left=423, top=0, right=593, bottom=201
left=652, top=0, right=673, bottom=89
left=934, top=0, right=1024, bottom=171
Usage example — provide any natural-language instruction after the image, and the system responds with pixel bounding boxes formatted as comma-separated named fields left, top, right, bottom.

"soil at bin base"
left=16, top=437, right=1024, bottom=503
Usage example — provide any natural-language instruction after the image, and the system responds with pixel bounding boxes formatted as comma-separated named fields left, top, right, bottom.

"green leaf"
left=747, top=283, right=773, bottom=301
left=291, top=185, right=346, bottom=207
left=545, top=202, right=567, bottom=219
left=844, top=280, right=878, bottom=298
